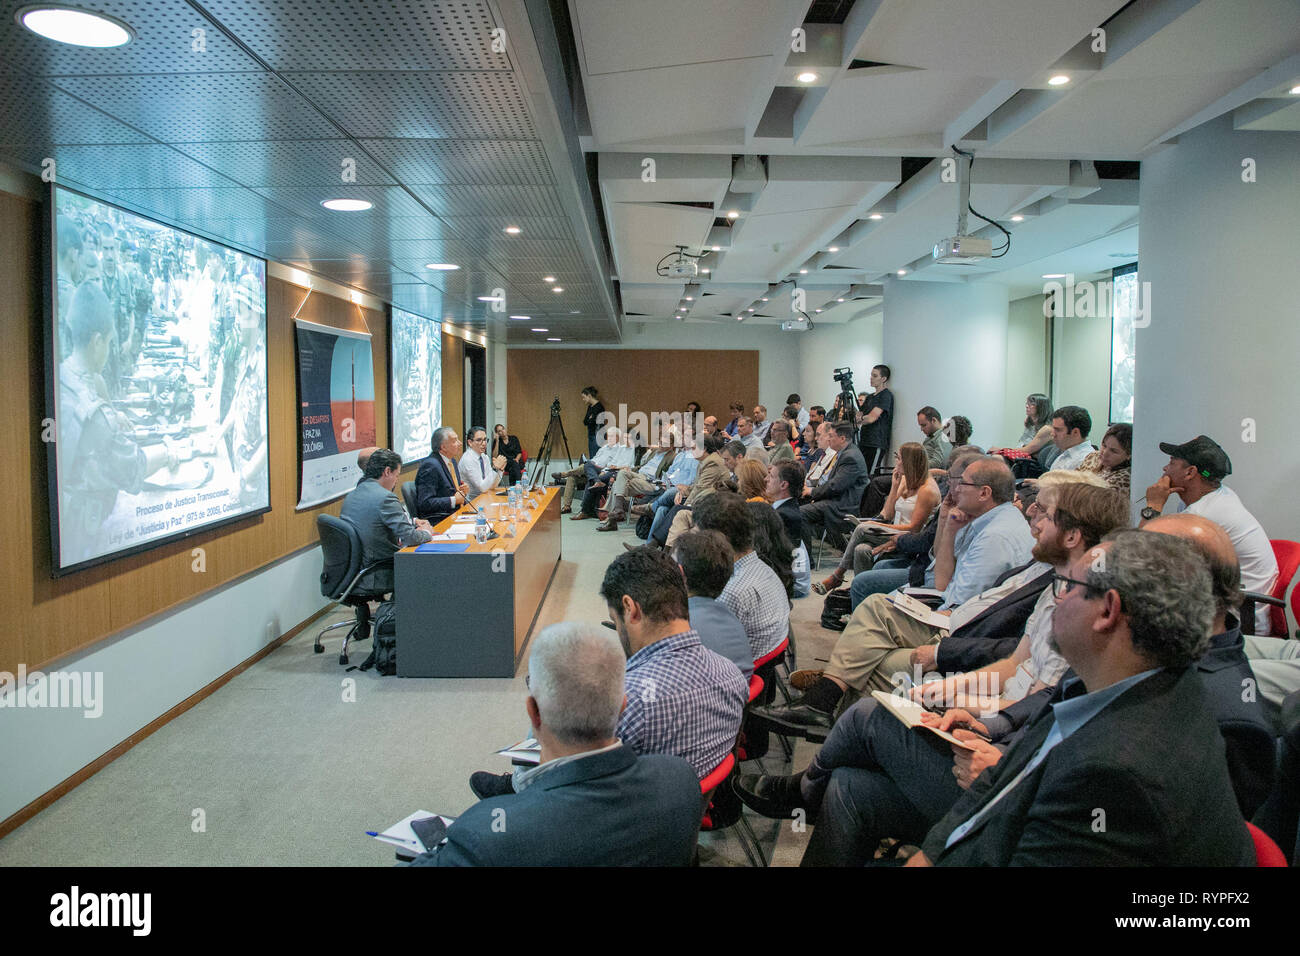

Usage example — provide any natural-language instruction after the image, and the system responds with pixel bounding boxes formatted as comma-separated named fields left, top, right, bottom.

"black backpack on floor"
left=820, top=587, right=852, bottom=631
left=359, top=600, right=397, bottom=675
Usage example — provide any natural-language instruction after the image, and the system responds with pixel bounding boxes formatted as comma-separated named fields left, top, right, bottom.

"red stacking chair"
left=1269, top=540, right=1300, bottom=637
left=1246, top=822, right=1288, bottom=867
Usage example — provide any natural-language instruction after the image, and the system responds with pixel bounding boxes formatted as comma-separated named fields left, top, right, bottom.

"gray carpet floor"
left=0, top=486, right=844, bottom=867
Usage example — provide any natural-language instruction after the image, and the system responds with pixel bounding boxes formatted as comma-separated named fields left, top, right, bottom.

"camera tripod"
left=528, top=398, right=575, bottom=489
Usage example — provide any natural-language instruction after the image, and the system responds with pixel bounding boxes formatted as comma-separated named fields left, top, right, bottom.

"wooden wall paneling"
left=0, top=184, right=452, bottom=676
left=505, top=349, right=761, bottom=462
left=441, top=332, right=465, bottom=441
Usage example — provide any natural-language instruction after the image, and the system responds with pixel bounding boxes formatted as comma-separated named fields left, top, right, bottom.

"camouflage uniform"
left=229, top=337, right=268, bottom=504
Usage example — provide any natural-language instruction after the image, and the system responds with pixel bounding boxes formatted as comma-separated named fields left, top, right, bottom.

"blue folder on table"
left=414, top=542, right=471, bottom=553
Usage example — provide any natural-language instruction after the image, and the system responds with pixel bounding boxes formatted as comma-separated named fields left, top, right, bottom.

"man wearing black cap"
left=1141, top=435, right=1279, bottom=635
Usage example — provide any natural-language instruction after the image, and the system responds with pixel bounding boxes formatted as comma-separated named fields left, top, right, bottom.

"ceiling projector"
left=663, top=256, right=698, bottom=278
left=932, top=235, right=993, bottom=263
left=780, top=317, right=811, bottom=333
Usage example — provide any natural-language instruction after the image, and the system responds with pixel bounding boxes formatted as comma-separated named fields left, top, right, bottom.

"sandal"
left=812, top=573, right=843, bottom=595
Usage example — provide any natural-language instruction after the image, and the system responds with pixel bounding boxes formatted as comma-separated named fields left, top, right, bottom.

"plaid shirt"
left=618, top=629, right=747, bottom=779
left=717, top=551, right=790, bottom=660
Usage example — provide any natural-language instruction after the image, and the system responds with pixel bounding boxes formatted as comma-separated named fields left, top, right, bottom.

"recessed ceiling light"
left=543, top=275, right=555, bottom=282
left=798, top=268, right=808, bottom=274
left=1009, top=215, right=1024, bottom=223
left=531, top=328, right=548, bottom=332
left=727, top=210, right=739, bottom=219
left=17, top=6, right=133, bottom=46
left=868, top=213, right=884, bottom=221
left=1048, top=74, right=1070, bottom=86
left=477, top=295, right=503, bottom=302
left=552, top=286, right=564, bottom=293
left=896, top=269, right=907, bottom=276
left=509, top=315, right=530, bottom=320
left=547, top=337, right=561, bottom=342
left=321, top=198, right=372, bottom=211
left=701, top=268, right=711, bottom=274
left=760, top=297, right=768, bottom=302
left=504, top=225, right=521, bottom=234
left=1041, top=273, right=1066, bottom=279
left=684, top=296, right=693, bottom=301
left=828, top=246, right=839, bottom=253
left=1291, top=85, right=1300, bottom=95
left=569, top=310, right=580, bottom=314
left=425, top=262, right=459, bottom=270
left=797, top=72, right=818, bottom=84
left=814, top=308, right=823, bottom=313
left=678, top=307, right=687, bottom=311
left=837, top=298, right=844, bottom=303
left=747, top=307, right=755, bottom=311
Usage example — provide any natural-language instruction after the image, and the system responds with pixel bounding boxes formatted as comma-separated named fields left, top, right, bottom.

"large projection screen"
left=45, top=185, right=270, bottom=575
left=389, top=307, right=442, bottom=464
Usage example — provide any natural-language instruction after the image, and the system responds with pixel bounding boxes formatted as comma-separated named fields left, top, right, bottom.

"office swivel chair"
left=400, top=480, right=418, bottom=518
left=315, top=514, right=393, bottom=666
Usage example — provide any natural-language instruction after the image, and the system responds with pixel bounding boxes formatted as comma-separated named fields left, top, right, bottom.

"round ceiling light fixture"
left=1048, top=74, right=1070, bottom=86
left=321, top=198, right=372, bottom=211
left=796, top=72, right=818, bottom=84
left=425, top=262, right=459, bottom=270
left=1009, top=215, right=1024, bottom=223
left=17, top=5, right=134, bottom=46
left=503, top=225, right=521, bottom=234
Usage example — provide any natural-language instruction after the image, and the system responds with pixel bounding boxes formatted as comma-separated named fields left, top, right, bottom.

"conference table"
left=394, top=487, right=561, bottom=677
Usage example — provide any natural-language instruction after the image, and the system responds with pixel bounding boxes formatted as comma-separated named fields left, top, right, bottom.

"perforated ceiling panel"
left=197, top=0, right=507, bottom=72
left=0, top=0, right=617, bottom=335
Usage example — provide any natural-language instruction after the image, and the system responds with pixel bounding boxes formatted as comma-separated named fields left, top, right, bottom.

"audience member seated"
left=594, top=427, right=677, bottom=531
left=808, top=405, right=826, bottom=429
left=634, top=435, right=702, bottom=537
left=767, top=461, right=810, bottom=598
left=694, top=491, right=791, bottom=662
left=555, top=426, right=633, bottom=515
left=991, top=393, right=1057, bottom=474
left=1139, top=434, right=1279, bottom=635
left=747, top=501, right=795, bottom=602
left=491, top=424, right=524, bottom=486
left=787, top=393, right=810, bottom=432
left=408, top=623, right=701, bottom=866
left=1078, top=422, right=1132, bottom=498
left=738, top=525, right=1264, bottom=866
left=1046, top=404, right=1094, bottom=471
left=459, top=426, right=506, bottom=497
left=766, top=419, right=796, bottom=463
left=341, top=448, right=434, bottom=593
left=673, top=530, right=754, bottom=680
left=646, top=432, right=728, bottom=547
left=814, top=442, right=940, bottom=595
left=414, top=426, right=469, bottom=522
left=735, top=416, right=770, bottom=465
left=800, top=422, right=868, bottom=551
left=761, top=473, right=1093, bottom=735
left=916, top=406, right=952, bottom=469
left=940, top=416, right=973, bottom=472
left=663, top=437, right=743, bottom=546
left=723, top=400, right=744, bottom=436
left=736, top=458, right=770, bottom=502
left=751, top=405, right=771, bottom=443
left=798, top=423, right=819, bottom=468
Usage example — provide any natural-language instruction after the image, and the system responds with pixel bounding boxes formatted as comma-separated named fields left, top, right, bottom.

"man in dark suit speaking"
left=414, top=426, right=470, bottom=522
left=407, top=622, right=702, bottom=866
left=907, top=529, right=1255, bottom=867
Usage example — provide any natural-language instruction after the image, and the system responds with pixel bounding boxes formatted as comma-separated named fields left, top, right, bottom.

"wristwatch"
left=1140, top=505, right=1161, bottom=521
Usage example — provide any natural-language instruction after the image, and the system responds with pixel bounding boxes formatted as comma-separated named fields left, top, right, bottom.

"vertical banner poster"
left=295, top=319, right=376, bottom=508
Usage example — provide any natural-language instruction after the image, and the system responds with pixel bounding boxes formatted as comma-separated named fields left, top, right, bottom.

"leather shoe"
left=595, top=518, right=620, bottom=531
left=570, top=512, right=593, bottom=520
left=551, top=472, right=565, bottom=483
left=733, top=772, right=808, bottom=821
left=630, top=504, right=651, bottom=517
left=559, top=506, right=571, bottom=514
left=605, top=510, right=626, bottom=523
left=750, top=701, right=833, bottom=734
left=788, top=668, right=824, bottom=691
left=469, top=770, right=514, bottom=799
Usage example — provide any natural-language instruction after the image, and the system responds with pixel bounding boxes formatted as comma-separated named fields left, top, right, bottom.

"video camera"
left=550, top=397, right=562, bottom=417
left=832, top=367, right=858, bottom=423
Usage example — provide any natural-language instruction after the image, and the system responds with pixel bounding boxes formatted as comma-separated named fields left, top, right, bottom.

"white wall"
left=796, top=313, right=885, bottom=414
left=1004, top=293, right=1050, bottom=445
left=1052, top=289, right=1113, bottom=436
left=1135, top=113, right=1300, bottom=539
left=881, top=279, right=1010, bottom=454
left=0, top=547, right=328, bottom=823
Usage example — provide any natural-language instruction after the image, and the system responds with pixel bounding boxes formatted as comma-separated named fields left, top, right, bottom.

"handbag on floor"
left=820, top=586, right=852, bottom=631
left=359, top=600, right=398, bottom=675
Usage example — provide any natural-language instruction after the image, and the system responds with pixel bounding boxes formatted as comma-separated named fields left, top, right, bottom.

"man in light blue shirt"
left=596, top=430, right=677, bottom=530
left=639, top=442, right=701, bottom=541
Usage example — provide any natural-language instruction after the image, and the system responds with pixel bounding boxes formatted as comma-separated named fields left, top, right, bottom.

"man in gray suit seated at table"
left=340, top=448, right=434, bottom=592
left=407, top=622, right=702, bottom=866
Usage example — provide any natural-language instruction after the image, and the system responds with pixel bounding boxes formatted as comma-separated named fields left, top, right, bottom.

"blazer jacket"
left=407, top=745, right=701, bottom=866
left=685, top=453, right=731, bottom=508
left=936, top=564, right=1054, bottom=673
left=809, top=443, right=868, bottom=515
left=414, top=453, right=461, bottom=522
left=774, top=498, right=803, bottom=545
left=923, top=666, right=1256, bottom=866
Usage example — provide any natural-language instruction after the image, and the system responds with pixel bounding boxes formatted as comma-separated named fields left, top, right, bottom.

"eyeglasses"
left=1052, top=572, right=1100, bottom=599
left=954, top=479, right=987, bottom=490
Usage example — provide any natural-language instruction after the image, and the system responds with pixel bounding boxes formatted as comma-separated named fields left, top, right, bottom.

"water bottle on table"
left=474, top=510, right=489, bottom=544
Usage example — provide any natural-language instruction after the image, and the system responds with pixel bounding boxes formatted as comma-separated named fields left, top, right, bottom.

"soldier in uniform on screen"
left=200, top=273, right=266, bottom=506
left=58, top=283, right=177, bottom=561
left=54, top=215, right=85, bottom=362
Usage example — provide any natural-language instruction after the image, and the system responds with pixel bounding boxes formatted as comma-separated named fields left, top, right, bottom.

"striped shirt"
left=618, top=629, right=747, bottom=779
left=718, top=551, right=790, bottom=660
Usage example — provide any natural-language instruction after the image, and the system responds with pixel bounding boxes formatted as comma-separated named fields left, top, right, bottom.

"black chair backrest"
left=317, top=514, right=363, bottom=600
left=401, top=480, right=418, bottom=517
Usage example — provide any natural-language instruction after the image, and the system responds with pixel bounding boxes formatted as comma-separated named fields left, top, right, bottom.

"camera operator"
left=856, top=364, right=893, bottom=473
